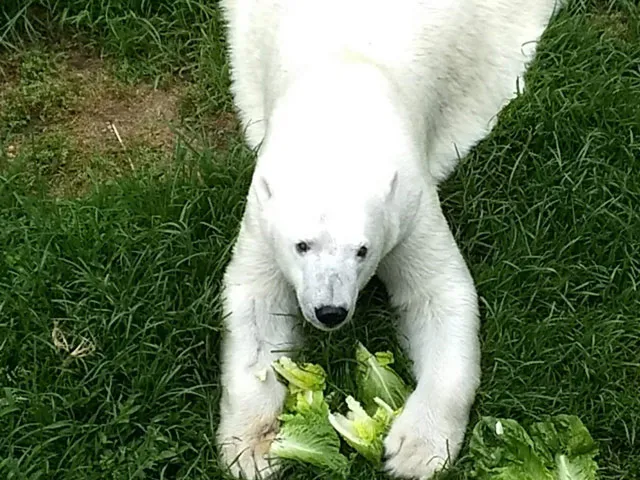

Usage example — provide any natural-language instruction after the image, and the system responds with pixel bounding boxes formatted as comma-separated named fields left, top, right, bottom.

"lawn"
left=0, top=1, right=638, bottom=479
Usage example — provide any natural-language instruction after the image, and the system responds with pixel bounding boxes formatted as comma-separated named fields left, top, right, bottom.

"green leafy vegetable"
left=328, top=395, right=399, bottom=464
left=355, top=341, right=410, bottom=414
left=270, top=405, right=350, bottom=475
left=269, top=356, right=349, bottom=475
left=470, top=417, right=554, bottom=480
left=529, top=415, right=600, bottom=480
left=272, top=356, right=326, bottom=393
left=268, top=347, right=414, bottom=473
left=469, top=415, right=599, bottom=480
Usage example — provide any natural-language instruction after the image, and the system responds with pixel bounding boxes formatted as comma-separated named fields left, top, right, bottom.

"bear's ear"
left=385, top=171, right=398, bottom=204
left=254, top=175, right=273, bottom=206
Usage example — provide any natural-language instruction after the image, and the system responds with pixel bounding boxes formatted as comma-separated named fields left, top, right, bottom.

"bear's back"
left=223, top=0, right=560, bottom=181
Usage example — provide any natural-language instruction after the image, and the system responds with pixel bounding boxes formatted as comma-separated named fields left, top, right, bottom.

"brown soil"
left=65, top=52, right=181, bottom=155
left=1, top=48, right=240, bottom=197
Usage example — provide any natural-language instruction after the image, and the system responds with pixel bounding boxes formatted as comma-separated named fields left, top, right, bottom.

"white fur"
left=216, top=1, right=561, bottom=478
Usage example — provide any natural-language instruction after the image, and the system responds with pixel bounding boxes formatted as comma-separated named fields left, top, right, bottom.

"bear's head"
left=252, top=170, right=399, bottom=331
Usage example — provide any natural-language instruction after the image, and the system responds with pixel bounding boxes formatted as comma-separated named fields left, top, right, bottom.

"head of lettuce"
left=267, top=343, right=410, bottom=472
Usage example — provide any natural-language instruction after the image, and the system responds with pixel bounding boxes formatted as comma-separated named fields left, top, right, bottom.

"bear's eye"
left=356, top=246, right=368, bottom=259
left=296, top=241, right=310, bottom=254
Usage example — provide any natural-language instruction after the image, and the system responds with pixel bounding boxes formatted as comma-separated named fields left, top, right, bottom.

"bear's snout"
left=314, top=305, right=348, bottom=328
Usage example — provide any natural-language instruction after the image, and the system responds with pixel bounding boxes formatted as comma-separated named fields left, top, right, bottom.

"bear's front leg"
left=378, top=196, right=481, bottom=479
left=216, top=238, right=301, bottom=479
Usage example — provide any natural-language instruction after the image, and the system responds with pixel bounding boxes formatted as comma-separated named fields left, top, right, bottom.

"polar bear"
left=216, top=0, right=562, bottom=478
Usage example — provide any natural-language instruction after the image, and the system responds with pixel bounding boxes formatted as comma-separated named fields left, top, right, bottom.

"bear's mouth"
left=305, top=315, right=352, bottom=332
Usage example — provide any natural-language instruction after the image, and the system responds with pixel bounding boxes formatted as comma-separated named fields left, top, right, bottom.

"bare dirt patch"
left=1, top=47, right=241, bottom=197
left=65, top=52, right=182, bottom=155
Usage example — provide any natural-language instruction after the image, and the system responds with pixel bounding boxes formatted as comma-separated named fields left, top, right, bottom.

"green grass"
left=0, top=0, right=231, bottom=112
left=1, top=0, right=639, bottom=479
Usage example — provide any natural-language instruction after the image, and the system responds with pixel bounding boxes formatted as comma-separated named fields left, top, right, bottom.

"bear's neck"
left=262, top=61, right=427, bottom=177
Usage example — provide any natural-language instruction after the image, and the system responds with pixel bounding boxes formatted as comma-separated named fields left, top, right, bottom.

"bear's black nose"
left=315, top=306, right=348, bottom=328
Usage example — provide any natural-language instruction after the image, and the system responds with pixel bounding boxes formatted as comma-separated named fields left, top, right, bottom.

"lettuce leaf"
left=272, top=356, right=326, bottom=393
left=355, top=342, right=410, bottom=415
left=328, top=395, right=399, bottom=464
left=529, top=415, right=599, bottom=480
left=270, top=406, right=349, bottom=475
left=469, top=415, right=599, bottom=480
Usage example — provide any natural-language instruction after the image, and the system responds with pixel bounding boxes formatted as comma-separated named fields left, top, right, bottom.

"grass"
left=0, top=0, right=639, bottom=479
left=0, top=0, right=231, bottom=110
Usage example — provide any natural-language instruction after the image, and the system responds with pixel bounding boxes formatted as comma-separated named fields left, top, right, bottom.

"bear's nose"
left=314, top=305, right=348, bottom=328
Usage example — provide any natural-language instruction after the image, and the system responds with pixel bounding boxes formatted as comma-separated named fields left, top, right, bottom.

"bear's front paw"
left=218, top=416, right=280, bottom=479
left=383, top=402, right=464, bottom=479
